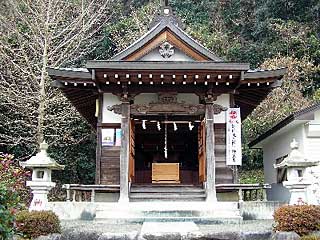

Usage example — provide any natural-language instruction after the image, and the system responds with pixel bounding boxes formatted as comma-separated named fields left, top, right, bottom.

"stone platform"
left=49, top=201, right=242, bottom=223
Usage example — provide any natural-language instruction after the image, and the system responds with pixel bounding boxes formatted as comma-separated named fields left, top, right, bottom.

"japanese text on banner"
left=226, top=108, right=242, bottom=165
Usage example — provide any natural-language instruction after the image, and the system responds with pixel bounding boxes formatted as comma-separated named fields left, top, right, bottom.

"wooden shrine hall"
left=48, top=2, right=286, bottom=202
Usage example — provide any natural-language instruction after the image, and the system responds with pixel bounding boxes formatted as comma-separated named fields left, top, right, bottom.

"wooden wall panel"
left=100, top=146, right=120, bottom=185
left=214, top=124, right=233, bottom=184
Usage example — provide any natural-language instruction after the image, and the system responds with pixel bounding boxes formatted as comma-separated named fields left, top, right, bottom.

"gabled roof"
left=249, top=102, right=320, bottom=148
left=110, top=6, right=223, bottom=62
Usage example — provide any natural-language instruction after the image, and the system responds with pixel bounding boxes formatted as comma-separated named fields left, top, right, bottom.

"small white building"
left=250, top=103, right=320, bottom=202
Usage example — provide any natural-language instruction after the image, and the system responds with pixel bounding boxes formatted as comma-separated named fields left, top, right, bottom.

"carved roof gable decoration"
left=108, top=93, right=226, bottom=116
left=157, top=93, right=177, bottom=104
left=159, top=42, right=174, bottom=59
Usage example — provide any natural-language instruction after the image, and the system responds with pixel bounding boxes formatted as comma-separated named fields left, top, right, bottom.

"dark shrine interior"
left=134, top=118, right=200, bottom=184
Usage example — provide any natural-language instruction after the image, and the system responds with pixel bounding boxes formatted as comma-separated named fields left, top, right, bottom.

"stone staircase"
left=130, top=184, right=206, bottom=202
left=94, top=201, right=242, bottom=223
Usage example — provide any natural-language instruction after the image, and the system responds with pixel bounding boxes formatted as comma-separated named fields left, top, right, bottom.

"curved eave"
left=235, top=68, right=287, bottom=119
left=86, top=61, right=250, bottom=71
left=243, top=68, right=287, bottom=82
left=48, top=67, right=287, bottom=126
left=48, top=68, right=98, bottom=128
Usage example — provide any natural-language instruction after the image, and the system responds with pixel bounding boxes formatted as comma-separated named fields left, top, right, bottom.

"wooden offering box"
left=152, top=163, right=180, bottom=183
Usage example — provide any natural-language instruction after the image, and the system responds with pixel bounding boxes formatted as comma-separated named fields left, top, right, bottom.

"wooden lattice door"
left=198, top=120, right=206, bottom=183
left=129, top=119, right=135, bottom=182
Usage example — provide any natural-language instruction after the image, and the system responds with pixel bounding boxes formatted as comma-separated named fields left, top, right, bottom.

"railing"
left=62, top=183, right=270, bottom=202
left=216, top=183, right=271, bottom=202
left=62, top=184, right=120, bottom=202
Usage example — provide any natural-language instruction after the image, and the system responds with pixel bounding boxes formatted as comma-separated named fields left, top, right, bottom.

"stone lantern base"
left=27, top=181, right=56, bottom=211
left=283, top=181, right=311, bottom=205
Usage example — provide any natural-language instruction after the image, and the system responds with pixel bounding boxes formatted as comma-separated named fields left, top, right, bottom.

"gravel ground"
left=198, top=220, right=274, bottom=233
left=61, top=220, right=142, bottom=233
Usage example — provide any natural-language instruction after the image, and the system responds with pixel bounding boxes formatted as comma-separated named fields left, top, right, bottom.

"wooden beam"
left=119, top=101, right=130, bottom=202
left=95, top=94, right=103, bottom=184
left=205, top=98, right=217, bottom=202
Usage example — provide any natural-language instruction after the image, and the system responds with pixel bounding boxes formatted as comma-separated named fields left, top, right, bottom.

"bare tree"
left=0, top=0, right=114, bottom=158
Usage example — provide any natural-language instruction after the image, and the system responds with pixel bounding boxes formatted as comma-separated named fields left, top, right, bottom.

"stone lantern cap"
left=274, top=139, right=319, bottom=169
left=20, top=141, right=65, bottom=170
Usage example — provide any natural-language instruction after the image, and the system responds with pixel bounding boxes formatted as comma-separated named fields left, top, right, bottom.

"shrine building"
left=48, top=3, right=286, bottom=203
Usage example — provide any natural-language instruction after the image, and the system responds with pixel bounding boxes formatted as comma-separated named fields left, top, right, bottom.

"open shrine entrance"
left=130, top=116, right=205, bottom=185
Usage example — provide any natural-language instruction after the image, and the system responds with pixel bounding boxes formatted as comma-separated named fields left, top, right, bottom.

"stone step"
left=94, top=202, right=241, bottom=222
left=130, top=193, right=206, bottom=199
left=132, top=184, right=201, bottom=187
left=95, top=202, right=239, bottom=212
left=130, top=198, right=206, bottom=202
left=130, top=188, right=205, bottom=193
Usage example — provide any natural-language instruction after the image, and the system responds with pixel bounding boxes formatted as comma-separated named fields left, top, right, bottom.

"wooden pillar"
left=205, top=100, right=217, bottom=203
left=119, top=101, right=130, bottom=202
left=95, top=94, right=103, bottom=184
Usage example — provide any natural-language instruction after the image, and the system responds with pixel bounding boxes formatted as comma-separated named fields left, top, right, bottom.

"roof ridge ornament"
left=161, top=0, right=169, bottom=7
left=149, top=1, right=184, bottom=30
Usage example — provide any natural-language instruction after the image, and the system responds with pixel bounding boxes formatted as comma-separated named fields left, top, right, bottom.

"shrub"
left=301, top=235, right=320, bottom=240
left=15, top=210, right=61, bottom=238
left=0, top=184, right=19, bottom=240
left=0, top=153, right=30, bottom=239
left=274, top=205, right=320, bottom=236
left=239, top=169, right=264, bottom=184
left=0, top=153, right=31, bottom=205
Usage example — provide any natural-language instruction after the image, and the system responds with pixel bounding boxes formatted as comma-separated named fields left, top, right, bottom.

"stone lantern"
left=20, top=141, right=64, bottom=211
left=274, top=139, right=319, bottom=205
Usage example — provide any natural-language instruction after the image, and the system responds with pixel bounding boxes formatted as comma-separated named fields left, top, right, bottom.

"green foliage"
left=239, top=169, right=264, bottom=184
left=274, top=205, right=320, bottom=236
left=1, top=0, right=320, bottom=179
left=0, top=153, right=30, bottom=206
left=49, top=133, right=96, bottom=185
left=0, top=184, right=19, bottom=240
left=301, top=235, right=320, bottom=240
left=0, top=154, right=30, bottom=239
left=15, top=210, right=61, bottom=239
left=243, top=56, right=317, bottom=141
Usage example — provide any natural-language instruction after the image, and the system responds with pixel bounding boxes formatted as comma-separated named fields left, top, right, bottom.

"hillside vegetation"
left=0, top=0, right=319, bottom=183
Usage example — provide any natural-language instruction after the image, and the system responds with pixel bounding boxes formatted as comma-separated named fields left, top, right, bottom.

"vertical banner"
left=226, top=108, right=242, bottom=166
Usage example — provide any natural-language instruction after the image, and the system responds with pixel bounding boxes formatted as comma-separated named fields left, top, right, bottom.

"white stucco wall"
left=139, top=47, right=194, bottom=61
left=304, top=110, right=320, bottom=162
left=214, top=94, right=230, bottom=123
left=261, top=124, right=305, bottom=201
left=102, top=93, right=121, bottom=123
left=258, top=109, right=320, bottom=202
